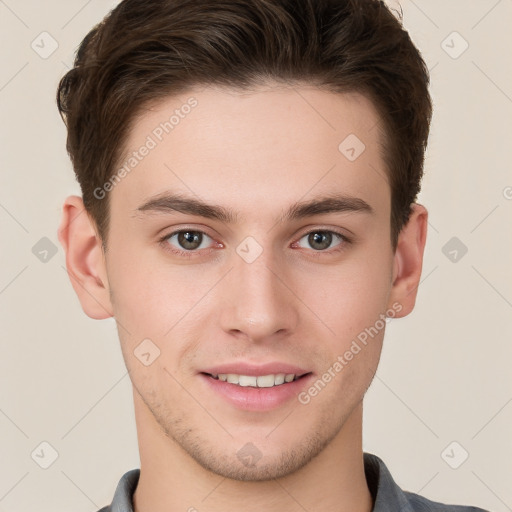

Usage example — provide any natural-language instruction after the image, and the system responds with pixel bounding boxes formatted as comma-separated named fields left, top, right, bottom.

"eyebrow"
left=135, top=192, right=374, bottom=224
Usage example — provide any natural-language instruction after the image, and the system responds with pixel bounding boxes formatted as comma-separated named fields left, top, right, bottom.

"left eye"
left=295, top=230, right=346, bottom=252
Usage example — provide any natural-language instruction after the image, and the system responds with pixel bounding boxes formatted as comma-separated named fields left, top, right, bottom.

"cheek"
left=298, top=267, right=389, bottom=410
left=300, top=252, right=393, bottom=346
left=106, top=247, right=212, bottom=371
left=109, top=266, right=167, bottom=332
left=106, top=235, right=183, bottom=328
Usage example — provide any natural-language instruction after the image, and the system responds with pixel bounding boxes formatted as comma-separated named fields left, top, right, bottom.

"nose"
left=218, top=241, right=299, bottom=343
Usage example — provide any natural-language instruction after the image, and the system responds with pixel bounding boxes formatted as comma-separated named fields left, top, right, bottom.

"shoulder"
left=364, top=453, right=491, bottom=512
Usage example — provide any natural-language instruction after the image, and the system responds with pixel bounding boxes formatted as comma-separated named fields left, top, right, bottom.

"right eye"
left=159, top=229, right=220, bottom=258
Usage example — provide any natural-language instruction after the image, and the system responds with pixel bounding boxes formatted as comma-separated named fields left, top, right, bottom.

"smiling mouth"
left=202, top=372, right=312, bottom=388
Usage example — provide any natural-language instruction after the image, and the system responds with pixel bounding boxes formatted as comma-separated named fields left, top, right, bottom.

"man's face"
left=103, top=84, right=398, bottom=480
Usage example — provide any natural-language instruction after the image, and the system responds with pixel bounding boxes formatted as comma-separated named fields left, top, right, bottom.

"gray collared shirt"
left=97, top=452, right=490, bottom=512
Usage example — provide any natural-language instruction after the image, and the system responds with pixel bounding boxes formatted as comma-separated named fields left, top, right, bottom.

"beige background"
left=1, top=1, right=511, bottom=511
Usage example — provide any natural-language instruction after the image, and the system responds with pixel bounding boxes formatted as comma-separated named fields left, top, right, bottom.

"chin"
left=173, top=421, right=340, bottom=482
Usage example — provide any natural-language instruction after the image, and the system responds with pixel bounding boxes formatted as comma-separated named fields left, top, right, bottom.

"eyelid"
left=297, top=225, right=352, bottom=242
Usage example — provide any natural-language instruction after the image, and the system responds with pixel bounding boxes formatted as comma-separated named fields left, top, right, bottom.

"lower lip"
left=200, top=373, right=314, bottom=411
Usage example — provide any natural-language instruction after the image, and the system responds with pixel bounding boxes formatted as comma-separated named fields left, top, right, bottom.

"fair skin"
left=58, top=83, right=427, bottom=512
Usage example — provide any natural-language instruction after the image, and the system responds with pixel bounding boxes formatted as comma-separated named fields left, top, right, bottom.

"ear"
left=387, top=203, right=428, bottom=318
left=57, top=195, right=114, bottom=319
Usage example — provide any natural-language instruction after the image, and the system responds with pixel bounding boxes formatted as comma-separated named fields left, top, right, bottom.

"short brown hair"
left=57, top=0, right=432, bottom=250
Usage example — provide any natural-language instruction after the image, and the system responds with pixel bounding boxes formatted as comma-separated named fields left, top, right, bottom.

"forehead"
left=110, top=83, right=390, bottom=224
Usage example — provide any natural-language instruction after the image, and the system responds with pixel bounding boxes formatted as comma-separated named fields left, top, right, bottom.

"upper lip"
left=201, top=362, right=311, bottom=377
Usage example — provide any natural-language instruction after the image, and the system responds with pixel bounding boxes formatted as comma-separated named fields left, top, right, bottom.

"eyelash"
left=158, top=227, right=352, bottom=260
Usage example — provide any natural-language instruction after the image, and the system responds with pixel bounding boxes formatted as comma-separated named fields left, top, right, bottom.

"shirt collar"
left=364, top=452, right=416, bottom=512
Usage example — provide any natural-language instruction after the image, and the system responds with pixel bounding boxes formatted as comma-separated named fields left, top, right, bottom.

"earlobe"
left=57, top=195, right=114, bottom=319
left=387, top=203, right=428, bottom=318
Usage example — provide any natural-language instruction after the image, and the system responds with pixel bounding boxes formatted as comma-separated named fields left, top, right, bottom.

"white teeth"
left=256, top=375, right=275, bottom=388
left=211, top=373, right=299, bottom=387
left=239, top=375, right=258, bottom=387
left=274, top=373, right=285, bottom=385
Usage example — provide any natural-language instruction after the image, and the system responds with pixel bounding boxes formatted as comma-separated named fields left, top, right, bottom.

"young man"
left=56, top=0, right=489, bottom=511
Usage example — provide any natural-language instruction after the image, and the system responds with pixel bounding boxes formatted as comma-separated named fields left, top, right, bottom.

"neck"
left=132, top=389, right=373, bottom=512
